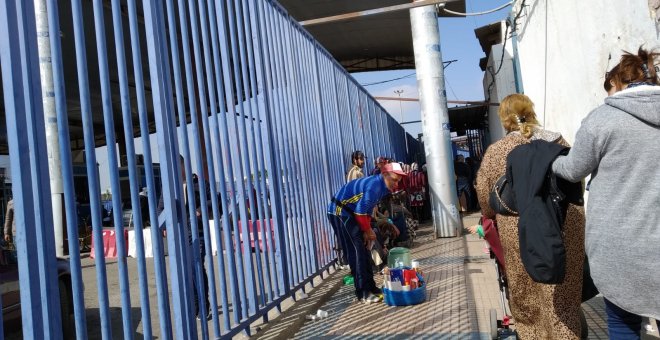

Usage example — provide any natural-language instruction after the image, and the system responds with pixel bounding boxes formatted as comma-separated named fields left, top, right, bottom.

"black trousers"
left=327, top=213, right=376, bottom=299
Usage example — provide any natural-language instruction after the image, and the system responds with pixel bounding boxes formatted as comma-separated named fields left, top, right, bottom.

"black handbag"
left=488, top=175, right=518, bottom=216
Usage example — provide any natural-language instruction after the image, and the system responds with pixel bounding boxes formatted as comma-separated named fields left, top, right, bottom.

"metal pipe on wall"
left=410, top=1, right=461, bottom=237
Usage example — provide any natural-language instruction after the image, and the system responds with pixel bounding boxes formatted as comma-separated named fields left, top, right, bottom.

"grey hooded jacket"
left=552, top=85, right=660, bottom=319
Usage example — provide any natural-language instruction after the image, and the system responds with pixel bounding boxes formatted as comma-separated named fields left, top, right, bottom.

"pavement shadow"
left=85, top=307, right=156, bottom=340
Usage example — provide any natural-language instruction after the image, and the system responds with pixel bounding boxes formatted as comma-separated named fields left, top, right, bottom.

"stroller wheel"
left=490, top=308, right=498, bottom=339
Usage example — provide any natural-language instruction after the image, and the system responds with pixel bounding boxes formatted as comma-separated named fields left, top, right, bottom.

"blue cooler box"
left=383, top=274, right=426, bottom=306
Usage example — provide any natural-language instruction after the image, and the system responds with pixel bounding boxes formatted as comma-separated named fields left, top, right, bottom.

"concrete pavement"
left=252, top=212, right=659, bottom=340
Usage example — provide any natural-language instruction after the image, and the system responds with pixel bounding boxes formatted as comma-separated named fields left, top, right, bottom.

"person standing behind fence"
left=370, top=156, right=388, bottom=175
left=157, top=157, right=212, bottom=321
left=454, top=155, right=472, bottom=214
left=406, top=162, right=426, bottom=220
left=327, top=163, right=407, bottom=303
left=552, top=47, right=660, bottom=339
left=346, top=150, right=365, bottom=182
left=3, top=199, right=14, bottom=243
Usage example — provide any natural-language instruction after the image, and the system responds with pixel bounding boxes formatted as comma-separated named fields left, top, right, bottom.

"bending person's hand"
left=362, top=228, right=376, bottom=247
left=465, top=224, right=484, bottom=238
left=391, top=225, right=400, bottom=238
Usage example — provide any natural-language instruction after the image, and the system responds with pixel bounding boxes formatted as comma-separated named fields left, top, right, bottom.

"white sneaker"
left=361, top=293, right=381, bottom=304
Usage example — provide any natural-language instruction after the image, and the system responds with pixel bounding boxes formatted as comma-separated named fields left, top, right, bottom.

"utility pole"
left=35, top=0, right=65, bottom=256
left=410, top=0, right=461, bottom=237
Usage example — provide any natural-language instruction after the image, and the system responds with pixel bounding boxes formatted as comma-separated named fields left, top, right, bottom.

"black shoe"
left=196, top=312, right=211, bottom=321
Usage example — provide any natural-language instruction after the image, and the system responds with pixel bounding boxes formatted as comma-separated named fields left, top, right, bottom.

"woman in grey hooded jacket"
left=552, top=47, right=660, bottom=339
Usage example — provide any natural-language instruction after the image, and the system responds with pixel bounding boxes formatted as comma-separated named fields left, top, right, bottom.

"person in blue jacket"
left=327, top=162, right=407, bottom=303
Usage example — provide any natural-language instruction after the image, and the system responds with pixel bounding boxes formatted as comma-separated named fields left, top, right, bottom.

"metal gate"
left=0, top=0, right=419, bottom=338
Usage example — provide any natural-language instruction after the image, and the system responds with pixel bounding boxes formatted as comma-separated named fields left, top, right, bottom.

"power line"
left=486, top=22, right=510, bottom=103
left=445, top=77, right=459, bottom=102
left=361, top=73, right=416, bottom=87
left=485, top=0, right=526, bottom=103
left=438, top=1, right=513, bottom=17
left=360, top=60, right=458, bottom=87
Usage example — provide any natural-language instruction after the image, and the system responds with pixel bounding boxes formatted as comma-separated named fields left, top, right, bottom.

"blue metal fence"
left=0, top=0, right=420, bottom=338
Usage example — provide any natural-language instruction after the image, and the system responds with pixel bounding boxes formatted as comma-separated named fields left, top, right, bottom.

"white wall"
left=513, top=0, right=659, bottom=144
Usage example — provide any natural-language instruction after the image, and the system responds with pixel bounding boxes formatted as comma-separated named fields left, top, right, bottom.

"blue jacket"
left=328, top=175, right=390, bottom=217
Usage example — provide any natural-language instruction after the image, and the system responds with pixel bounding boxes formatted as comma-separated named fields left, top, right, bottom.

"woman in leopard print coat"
left=475, top=94, right=586, bottom=339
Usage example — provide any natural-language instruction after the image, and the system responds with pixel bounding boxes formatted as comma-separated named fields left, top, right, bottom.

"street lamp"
left=394, top=89, right=409, bottom=156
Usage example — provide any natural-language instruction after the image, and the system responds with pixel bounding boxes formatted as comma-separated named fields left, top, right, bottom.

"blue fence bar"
left=126, top=0, right=174, bottom=337
left=245, top=0, right=278, bottom=306
left=0, top=1, right=63, bottom=338
left=206, top=0, right=246, bottom=330
left=243, top=0, right=279, bottom=309
left=219, top=0, right=259, bottom=320
left=196, top=0, right=232, bottom=332
left=109, top=1, right=153, bottom=338
left=265, top=3, right=297, bottom=290
left=144, top=0, right=196, bottom=337
left=70, top=0, right=114, bottom=337
left=256, top=0, right=291, bottom=300
left=91, top=0, right=135, bottom=336
left=45, top=0, right=88, bottom=337
left=0, top=0, right=423, bottom=338
left=231, top=0, right=268, bottom=311
left=174, top=0, right=212, bottom=337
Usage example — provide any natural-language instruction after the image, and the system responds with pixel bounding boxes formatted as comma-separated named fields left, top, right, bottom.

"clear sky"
left=352, top=0, right=511, bottom=138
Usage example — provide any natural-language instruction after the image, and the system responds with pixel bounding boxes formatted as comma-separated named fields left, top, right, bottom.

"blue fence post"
left=310, top=46, right=336, bottom=268
left=142, top=0, right=197, bottom=337
left=171, top=0, right=213, bottom=337
left=69, top=0, right=114, bottom=337
left=109, top=1, right=153, bottom=338
left=275, top=8, right=305, bottom=287
left=0, top=1, right=62, bottom=338
left=44, top=0, right=88, bottom=337
left=232, top=0, right=268, bottom=310
left=264, top=3, right=297, bottom=291
left=126, top=0, right=173, bottom=337
left=243, top=0, right=280, bottom=307
left=195, top=0, right=234, bottom=333
left=257, top=0, right=291, bottom=298
left=206, top=0, right=246, bottom=330
left=215, top=0, right=257, bottom=320
left=284, top=23, right=314, bottom=281
left=90, top=1, right=135, bottom=337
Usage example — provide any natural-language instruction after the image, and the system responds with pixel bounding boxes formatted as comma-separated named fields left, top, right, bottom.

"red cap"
left=382, top=162, right=407, bottom=176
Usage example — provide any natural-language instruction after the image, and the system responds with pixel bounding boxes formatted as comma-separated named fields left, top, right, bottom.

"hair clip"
left=515, top=116, right=525, bottom=125
left=641, top=63, right=652, bottom=80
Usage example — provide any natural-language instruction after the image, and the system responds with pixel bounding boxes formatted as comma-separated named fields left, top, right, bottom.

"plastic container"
left=383, top=273, right=426, bottom=306
left=390, top=268, right=404, bottom=284
left=387, top=247, right=411, bottom=268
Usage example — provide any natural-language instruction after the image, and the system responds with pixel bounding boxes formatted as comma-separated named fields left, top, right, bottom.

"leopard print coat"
left=475, top=130, right=585, bottom=340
